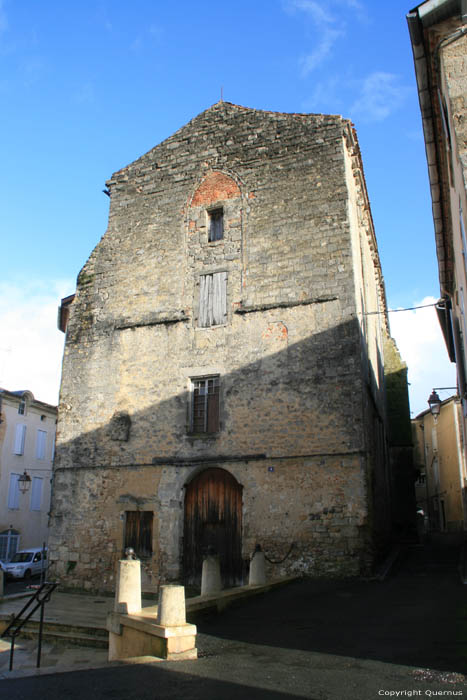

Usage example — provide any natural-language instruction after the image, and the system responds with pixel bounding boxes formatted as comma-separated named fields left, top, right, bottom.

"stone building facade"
left=50, top=103, right=399, bottom=592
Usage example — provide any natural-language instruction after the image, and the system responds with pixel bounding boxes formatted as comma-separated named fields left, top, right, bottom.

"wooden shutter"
left=212, top=271, right=227, bottom=325
left=199, top=274, right=212, bottom=327
left=13, top=424, right=26, bottom=455
left=8, top=474, right=20, bottom=509
left=36, top=430, right=47, bottom=460
left=124, top=511, right=153, bottom=558
left=199, top=272, right=227, bottom=327
left=30, top=477, right=43, bottom=511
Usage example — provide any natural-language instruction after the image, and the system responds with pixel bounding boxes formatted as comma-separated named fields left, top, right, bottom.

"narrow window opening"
left=208, top=208, right=224, bottom=242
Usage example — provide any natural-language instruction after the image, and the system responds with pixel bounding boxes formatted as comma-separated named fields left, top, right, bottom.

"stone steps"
left=3, top=619, right=108, bottom=649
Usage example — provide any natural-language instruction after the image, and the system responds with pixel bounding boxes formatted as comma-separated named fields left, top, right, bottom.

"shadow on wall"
left=49, top=316, right=391, bottom=588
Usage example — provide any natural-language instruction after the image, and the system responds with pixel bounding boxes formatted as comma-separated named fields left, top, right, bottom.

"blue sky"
left=0, top=0, right=457, bottom=413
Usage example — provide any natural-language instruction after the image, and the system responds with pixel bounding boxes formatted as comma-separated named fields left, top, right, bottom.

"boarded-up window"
left=208, top=208, right=223, bottom=242
left=124, top=511, right=153, bottom=558
left=191, top=376, right=220, bottom=433
left=199, top=272, right=227, bottom=327
left=13, top=425, right=26, bottom=455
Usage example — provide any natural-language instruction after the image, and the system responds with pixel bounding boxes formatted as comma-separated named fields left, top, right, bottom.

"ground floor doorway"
left=183, top=467, right=243, bottom=588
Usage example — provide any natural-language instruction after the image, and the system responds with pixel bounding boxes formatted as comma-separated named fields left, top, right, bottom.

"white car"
left=2, top=548, right=47, bottom=580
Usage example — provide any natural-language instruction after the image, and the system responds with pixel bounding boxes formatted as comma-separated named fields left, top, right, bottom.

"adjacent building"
left=413, top=395, right=467, bottom=533
left=407, top=1, right=467, bottom=428
left=51, top=103, right=408, bottom=592
left=0, top=389, right=57, bottom=561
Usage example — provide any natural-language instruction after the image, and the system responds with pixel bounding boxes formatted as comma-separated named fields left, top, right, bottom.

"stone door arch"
left=183, top=468, right=243, bottom=588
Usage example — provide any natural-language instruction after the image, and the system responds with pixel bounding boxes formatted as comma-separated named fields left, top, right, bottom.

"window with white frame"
left=190, top=376, right=220, bottom=433
left=18, top=398, right=26, bottom=415
left=13, top=424, right=26, bottom=455
left=8, top=473, right=20, bottom=509
left=199, top=272, right=227, bottom=327
left=36, top=430, right=47, bottom=460
left=30, top=477, right=43, bottom=511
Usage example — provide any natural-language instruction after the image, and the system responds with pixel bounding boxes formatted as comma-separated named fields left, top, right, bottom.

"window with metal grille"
left=124, top=511, right=153, bottom=559
left=199, top=272, right=227, bottom=327
left=208, top=208, right=223, bottom=242
left=191, top=376, right=220, bottom=433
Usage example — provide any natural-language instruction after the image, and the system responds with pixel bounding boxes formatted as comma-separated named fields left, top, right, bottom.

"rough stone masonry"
left=50, top=102, right=401, bottom=593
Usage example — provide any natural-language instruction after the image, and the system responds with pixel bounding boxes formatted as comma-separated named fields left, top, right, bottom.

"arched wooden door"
left=183, top=468, right=243, bottom=588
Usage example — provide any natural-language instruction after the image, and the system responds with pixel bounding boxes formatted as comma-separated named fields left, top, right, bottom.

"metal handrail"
left=1, top=581, right=58, bottom=670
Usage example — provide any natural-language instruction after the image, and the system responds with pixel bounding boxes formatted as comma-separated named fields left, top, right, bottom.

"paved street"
left=1, top=540, right=466, bottom=699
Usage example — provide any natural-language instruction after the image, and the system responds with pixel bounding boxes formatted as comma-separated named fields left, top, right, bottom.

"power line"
left=363, top=302, right=437, bottom=316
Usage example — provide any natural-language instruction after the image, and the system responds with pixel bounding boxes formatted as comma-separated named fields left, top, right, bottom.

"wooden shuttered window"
left=30, top=477, right=43, bottom=511
left=199, top=272, right=227, bottom=327
left=13, top=424, right=26, bottom=455
left=124, top=511, right=153, bottom=559
left=191, top=376, right=220, bottom=433
left=36, top=430, right=47, bottom=460
left=8, top=474, right=20, bottom=509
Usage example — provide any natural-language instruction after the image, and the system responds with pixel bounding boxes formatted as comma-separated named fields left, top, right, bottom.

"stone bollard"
left=249, top=544, right=267, bottom=586
left=157, top=585, right=187, bottom=626
left=114, top=550, right=141, bottom=614
left=201, top=553, right=222, bottom=596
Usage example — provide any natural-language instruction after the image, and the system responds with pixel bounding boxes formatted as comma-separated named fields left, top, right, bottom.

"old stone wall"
left=50, top=103, right=391, bottom=591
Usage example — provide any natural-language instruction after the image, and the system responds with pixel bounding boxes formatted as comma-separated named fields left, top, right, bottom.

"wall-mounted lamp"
left=427, top=387, right=457, bottom=416
left=428, top=390, right=441, bottom=416
left=18, top=470, right=31, bottom=494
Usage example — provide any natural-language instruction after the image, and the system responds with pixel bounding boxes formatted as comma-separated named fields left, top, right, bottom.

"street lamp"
left=427, top=390, right=441, bottom=416
left=427, top=387, right=458, bottom=416
left=17, top=470, right=31, bottom=494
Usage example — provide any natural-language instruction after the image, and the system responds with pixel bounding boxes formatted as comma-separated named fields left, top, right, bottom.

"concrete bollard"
left=249, top=545, right=267, bottom=586
left=201, top=554, right=222, bottom=596
left=114, top=558, right=141, bottom=614
left=157, top=585, right=187, bottom=626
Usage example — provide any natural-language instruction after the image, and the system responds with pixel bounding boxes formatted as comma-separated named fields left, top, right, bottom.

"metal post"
left=40, top=541, right=46, bottom=585
left=36, top=598, right=45, bottom=668
left=9, top=637, right=15, bottom=672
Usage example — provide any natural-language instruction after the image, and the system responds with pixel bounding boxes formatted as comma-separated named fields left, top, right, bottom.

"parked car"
left=2, top=548, right=47, bottom=580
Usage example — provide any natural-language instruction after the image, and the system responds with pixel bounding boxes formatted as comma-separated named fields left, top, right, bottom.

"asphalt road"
left=1, top=541, right=467, bottom=700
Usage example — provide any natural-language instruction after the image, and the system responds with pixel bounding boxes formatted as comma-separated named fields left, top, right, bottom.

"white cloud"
left=0, top=279, right=73, bottom=406
left=290, top=0, right=335, bottom=24
left=287, top=0, right=344, bottom=75
left=351, top=71, right=409, bottom=122
left=287, top=0, right=368, bottom=75
left=388, top=296, right=457, bottom=417
left=300, top=27, right=344, bottom=75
